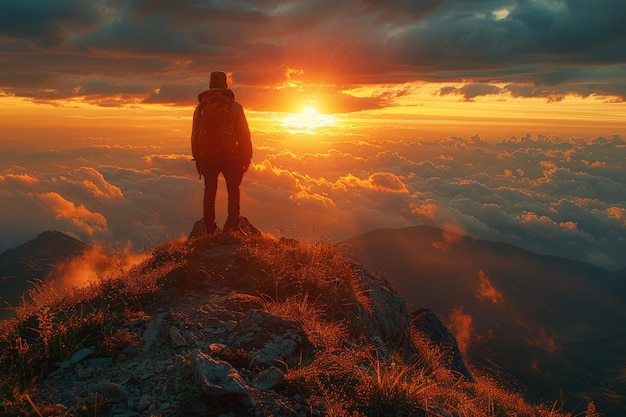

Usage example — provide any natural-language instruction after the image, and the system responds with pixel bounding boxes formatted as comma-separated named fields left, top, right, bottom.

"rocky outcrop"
left=350, top=267, right=418, bottom=360
left=188, top=216, right=261, bottom=240
left=411, top=307, right=473, bottom=381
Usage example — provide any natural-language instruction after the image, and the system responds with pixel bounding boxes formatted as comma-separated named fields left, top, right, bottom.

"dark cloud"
left=0, top=0, right=100, bottom=48
left=1, top=0, right=624, bottom=107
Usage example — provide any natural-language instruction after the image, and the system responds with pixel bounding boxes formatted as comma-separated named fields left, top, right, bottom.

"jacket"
left=191, top=89, right=252, bottom=163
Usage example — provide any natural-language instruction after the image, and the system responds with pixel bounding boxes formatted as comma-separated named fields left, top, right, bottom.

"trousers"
left=202, top=159, right=244, bottom=229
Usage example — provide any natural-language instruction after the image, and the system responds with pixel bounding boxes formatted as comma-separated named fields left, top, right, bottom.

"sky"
left=1, top=0, right=625, bottom=270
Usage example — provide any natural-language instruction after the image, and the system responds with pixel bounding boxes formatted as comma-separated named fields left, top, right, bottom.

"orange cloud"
left=475, top=270, right=504, bottom=306
left=69, top=167, right=123, bottom=199
left=0, top=171, right=39, bottom=185
left=35, top=192, right=108, bottom=236
left=410, top=202, right=440, bottom=220
left=48, top=243, right=149, bottom=292
left=335, top=172, right=408, bottom=194
left=558, top=221, right=577, bottom=230
left=368, top=172, right=409, bottom=193
left=251, top=160, right=300, bottom=190
left=519, top=212, right=553, bottom=224
left=290, top=190, right=336, bottom=208
left=433, top=229, right=463, bottom=252
left=528, top=328, right=562, bottom=354
left=607, top=207, right=626, bottom=225
left=448, top=306, right=473, bottom=356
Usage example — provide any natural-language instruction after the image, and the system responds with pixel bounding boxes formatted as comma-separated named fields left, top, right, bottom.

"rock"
left=351, top=268, right=417, bottom=360
left=249, top=333, right=301, bottom=368
left=188, top=349, right=255, bottom=407
left=137, top=394, right=150, bottom=411
left=97, top=381, right=127, bottom=403
left=239, top=217, right=262, bottom=236
left=70, top=348, right=94, bottom=365
left=250, top=367, right=284, bottom=391
left=188, top=216, right=260, bottom=240
left=76, top=367, right=92, bottom=379
left=142, top=313, right=165, bottom=352
left=231, top=308, right=309, bottom=368
left=411, top=308, right=473, bottom=381
left=87, top=357, right=113, bottom=368
left=188, top=219, right=208, bottom=240
left=168, top=326, right=188, bottom=349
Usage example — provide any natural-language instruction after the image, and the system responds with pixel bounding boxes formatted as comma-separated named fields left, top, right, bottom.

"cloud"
left=438, top=84, right=503, bottom=101
left=336, top=172, right=409, bottom=194
left=143, top=154, right=195, bottom=178
left=475, top=270, right=505, bottom=306
left=1, top=131, right=625, bottom=271
left=0, top=170, right=39, bottom=185
left=290, top=190, right=336, bottom=209
left=70, top=167, right=124, bottom=199
left=448, top=306, right=474, bottom=356
left=47, top=243, right=149, bottom=292
left=34, top=191, right=108, bottom=237
left=1, top=0, right=625, bottom=109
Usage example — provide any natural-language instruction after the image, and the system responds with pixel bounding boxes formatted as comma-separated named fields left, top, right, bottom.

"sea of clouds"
left=1, top=132, right=625, bottom=271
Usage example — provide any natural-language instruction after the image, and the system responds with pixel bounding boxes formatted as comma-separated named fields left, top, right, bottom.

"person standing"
left=191, top=71, right=252, bottom=235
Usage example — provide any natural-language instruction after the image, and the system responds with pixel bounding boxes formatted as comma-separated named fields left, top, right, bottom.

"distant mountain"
left=343, top=225, right=626, bottom=415
left=0, top=230, right=89, bottom=316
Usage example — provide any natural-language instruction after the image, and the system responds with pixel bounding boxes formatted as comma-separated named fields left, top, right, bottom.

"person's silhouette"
left=191, top=71, right=252, bottom=235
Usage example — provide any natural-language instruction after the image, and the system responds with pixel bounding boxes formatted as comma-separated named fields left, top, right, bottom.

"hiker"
left=191, top=71, right=252, bottom=235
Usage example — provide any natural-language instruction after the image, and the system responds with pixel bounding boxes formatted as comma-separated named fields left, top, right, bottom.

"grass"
left=0, top=232, right=601, bottom=416
left=0, top=238, right=187, bottom=415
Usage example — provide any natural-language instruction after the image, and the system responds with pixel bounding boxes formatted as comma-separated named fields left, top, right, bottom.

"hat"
left=209, top=71, right=228, bottom=89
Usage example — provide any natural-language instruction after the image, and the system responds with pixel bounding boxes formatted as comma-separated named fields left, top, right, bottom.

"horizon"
left=1, top=0, right=625, bottom=270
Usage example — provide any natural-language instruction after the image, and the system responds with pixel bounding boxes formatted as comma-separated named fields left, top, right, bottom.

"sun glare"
left=282, top=105, right=336, bottom=133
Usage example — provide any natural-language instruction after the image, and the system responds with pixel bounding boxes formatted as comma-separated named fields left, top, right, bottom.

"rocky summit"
left=0, top=220, right=581, bottom=417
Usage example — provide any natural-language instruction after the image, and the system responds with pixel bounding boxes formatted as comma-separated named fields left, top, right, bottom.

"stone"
left=350, top=268, right=417, bottom=360
left=250, top=366, right=284, bottom=391
left=98, top=381, right=127, bottom=403
left=168, top=326, right=188, bottom=348
left=137, top=394, right=150, bottom=412
left=70, top=348, right=94, bottom=365
left=411, top=308, right=473, bottom=381
left=249, top=333, right=301, bottom=368
left=188, top=349, right=255, bottom=407
left=87, top=357, right=113, bottom=368
left=76, top=367, right=92, bottom=379
left=142, top=313, right=165, bottom=352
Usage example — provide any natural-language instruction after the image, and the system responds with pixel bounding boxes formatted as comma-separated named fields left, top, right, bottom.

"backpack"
left=194, top=91, right=238, bottom=161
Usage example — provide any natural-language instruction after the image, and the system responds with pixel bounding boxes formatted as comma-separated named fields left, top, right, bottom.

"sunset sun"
left=282, top=104, right=336, bottom=132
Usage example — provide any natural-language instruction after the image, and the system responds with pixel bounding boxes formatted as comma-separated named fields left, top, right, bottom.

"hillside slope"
left=0, top=231, right=89, bottom=317
left=344, top=225, right=626, bottom=415
left=0, top=224, right=580, bottom=417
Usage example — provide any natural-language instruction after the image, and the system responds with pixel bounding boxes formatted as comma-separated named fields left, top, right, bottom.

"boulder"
left=188, top=349, right=255, bottom=407
left=411, top=308, right=473, bottom=381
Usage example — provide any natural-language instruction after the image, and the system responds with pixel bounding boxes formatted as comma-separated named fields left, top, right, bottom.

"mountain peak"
left=0, top=224, right=569, bottom=417
left=0, top=230, right=90, bottom=315
left=0, top=223, right=613, bottom=415
left=1, top=230, right=88, bottom=260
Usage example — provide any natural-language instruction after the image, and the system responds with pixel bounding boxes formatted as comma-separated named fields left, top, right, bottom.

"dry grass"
left=251, top=237, right=588, bottom=417
left=239, top=235, right=371, bottom=315
left=0, top=233, right=598, bottom=417
left=0, top=239, right=187, bottom=409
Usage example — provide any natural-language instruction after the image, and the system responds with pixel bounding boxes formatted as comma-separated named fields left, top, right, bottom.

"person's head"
left=209, top=71, right=228, bottom=90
